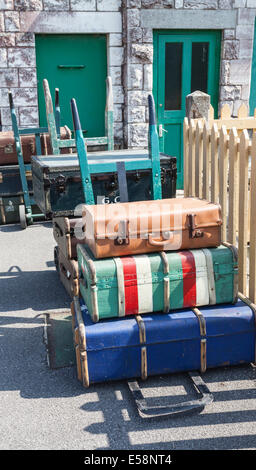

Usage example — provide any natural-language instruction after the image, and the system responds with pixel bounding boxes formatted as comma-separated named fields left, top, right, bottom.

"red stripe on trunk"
left=120, top=257, right=139, bottom=315
left=180, top=251, right=196, bottom=308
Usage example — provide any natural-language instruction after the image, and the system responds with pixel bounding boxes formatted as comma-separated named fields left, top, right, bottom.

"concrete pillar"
left=186, top=90, right=211, bottom=120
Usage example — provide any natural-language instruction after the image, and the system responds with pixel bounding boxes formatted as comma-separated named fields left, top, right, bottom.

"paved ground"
left=1, top=221, right=256, bottom=450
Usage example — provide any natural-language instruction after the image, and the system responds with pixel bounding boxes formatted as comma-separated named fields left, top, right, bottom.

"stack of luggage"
left=30, top=92, right=255, bottom=411
left=69, top=95, right=256, bottom=392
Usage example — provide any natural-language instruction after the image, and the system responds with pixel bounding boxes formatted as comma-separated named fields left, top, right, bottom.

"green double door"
left=153, top=30, right=221, bottom=189
left=35, top=34, right=107, bottom=138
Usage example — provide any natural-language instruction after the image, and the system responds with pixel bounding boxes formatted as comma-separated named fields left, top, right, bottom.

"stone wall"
left=0, top=0, right=124, bottom=146
left=123, top=0, right=256, bottom=147
left=0, top=0, right=256, bottom=148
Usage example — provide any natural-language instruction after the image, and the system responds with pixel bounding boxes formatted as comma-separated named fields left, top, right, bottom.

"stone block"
left=127, top=63, right=143, bottom=90
left=175, top=0, right=183, bottom=7
left=141, top=0, right=174, bottom=7
left=14, top=0, right=42, bottom=9
left=114, top=121, right=123, bottom=142
left=237, top=8, right=256, bottom=24
left=236, top=24, right=254, bottom=39
left=0, top=33, right=16, bottom=47
left=8, top=47, right=36, bottom=67
left=241, top=85, right=250, bottom=101
left=127, top=89, right=148, bottom=107
left=0, top=0, right=13, bottom=9
left=142, top=28, right=153, bottom=43
left=143, top=63, right=152, bottom=91
left=97, top=0, right=121, bottom=10
left=0, top=49, right=7, bottom=68
left=1, top=107, right=12, bottom=125
left=127, top=105, right=145, bottom=123
left=19, top=67, right=37, bottom=87
left=129, top=27, right=142, bottom=43
left=234, top=0, right=246, bottom=6
left=5, top=11, right=20, bottom=31
left=128, top=123, right=148, bottom=147
left=20, top=11, right=122, bottom=33
left=220, top=60, right=230, bottom=85
left=70, top=0, right=96, bottom=10
left=183, top=0, right=218, bottom=8
left=0, top=14, right=4, bottom=32
left=0, top=67, right=18, bottom=87
left=239, top=39, right=253, bottom=58
left=43, top=0, right=69, bottom=10
left=15, top=32, right=35, bottom=46
left=10, top=87, right=37, bottom=105
left=219, top=0, right=233, bottom=7
left=247, top=0, right=256, bottom=7
left=0, top=88, right=9, bottom=106
left=126, top=8, right=140, bottom=28
left=112, top=85, right=124, bottom=104
left=18, top=106, right=39, bottom=126
left=114, top=104, right=122, bottom=122
left=220, top=85, right=241, bottom=101
left=127, top=0, right=141, bottom=7
left=223, top=29, right=235, bottom=40
left=222, top=40, right=239, bottom=60
left=109, top=66, right=121, bottom=86
left=130, top=43, right=153, bottom=64
left=109, top=46, right=124, bottom=67
left=109, top=33, right=122, bottom=46
left=229, top=59, right=251, bottom=85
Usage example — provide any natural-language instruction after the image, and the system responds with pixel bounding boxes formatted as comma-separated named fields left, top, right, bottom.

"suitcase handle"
left=148, top=232, right=173, bottom=246
left=128, top=371, right=213, bottom=419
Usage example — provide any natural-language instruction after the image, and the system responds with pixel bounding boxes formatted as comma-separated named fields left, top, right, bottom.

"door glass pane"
left=165, top=42, right=183, bottom=110
left=191, top=42, right=209, bottom=93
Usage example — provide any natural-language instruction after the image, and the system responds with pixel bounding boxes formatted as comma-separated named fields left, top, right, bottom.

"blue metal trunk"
left=72, top=297, right=256, bottom=387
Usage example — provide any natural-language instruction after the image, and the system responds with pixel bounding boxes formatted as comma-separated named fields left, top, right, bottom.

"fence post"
left=185, top=91, right=211, bottom=198
left=185, top=90, right=211, bottom=120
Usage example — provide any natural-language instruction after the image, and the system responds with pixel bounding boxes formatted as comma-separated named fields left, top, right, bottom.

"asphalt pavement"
left=1, top=221, right=256, bottom=450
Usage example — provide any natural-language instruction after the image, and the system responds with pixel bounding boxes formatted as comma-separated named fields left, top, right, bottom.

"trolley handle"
left=148, top=94, right=156, bottom=126
left=71, top=98, right=82, bottom=133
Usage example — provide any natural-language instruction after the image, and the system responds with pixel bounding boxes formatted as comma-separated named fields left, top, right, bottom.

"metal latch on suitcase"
left=127, top=371, right=213, bottom=419
left=188, top=213, right=204, bottom=239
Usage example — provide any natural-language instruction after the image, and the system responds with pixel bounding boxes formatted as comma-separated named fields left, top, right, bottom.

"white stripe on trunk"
left=134, top=255, right=153, bottom=314
left=202, top=248, right=217, bottom=305
left=191, top=249, right=210, bottom=306
left=114, top=257, right=126, bottom=317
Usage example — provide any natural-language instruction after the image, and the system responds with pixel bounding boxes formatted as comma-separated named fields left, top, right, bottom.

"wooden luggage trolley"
left=8, top=91, right=48, bottom=229
left=69, top=94, right=219, bottom=419
left=43, top=76, right=114, bottom=155
left=8, top=89, right=71, bottom=229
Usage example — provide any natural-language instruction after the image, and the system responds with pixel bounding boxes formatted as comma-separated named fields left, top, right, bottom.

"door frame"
left=153, top=29, right=221, bottom=188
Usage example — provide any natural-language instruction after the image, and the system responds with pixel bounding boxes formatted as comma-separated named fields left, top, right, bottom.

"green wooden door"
left=35, top=34, right=107, bottom=138
left=153, top=30, right=221, bottom=189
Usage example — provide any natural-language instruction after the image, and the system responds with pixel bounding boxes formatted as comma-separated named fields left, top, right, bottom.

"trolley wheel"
left=19, top=205, right=27, bottom=230
left=54, top=246, right=60, bottom=273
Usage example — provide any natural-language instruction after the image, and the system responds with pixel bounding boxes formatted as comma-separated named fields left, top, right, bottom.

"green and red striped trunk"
left=77, top=244, right=238, bottom=323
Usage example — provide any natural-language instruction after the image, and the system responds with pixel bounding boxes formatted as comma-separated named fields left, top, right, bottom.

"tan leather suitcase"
left=82, top=197, right=222, bottom=259
left=54, top=246, right=79, bottom=298
left=0, top=126, right=71, bottom=165
left=53, top=216, right=85, bottom=259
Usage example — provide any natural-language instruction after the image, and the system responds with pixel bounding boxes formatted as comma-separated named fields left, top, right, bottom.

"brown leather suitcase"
left=54, top=246, right=79, bottom=297
left=53, top=216, right=84, bottom=260
left=81, top=197, right=222, bottom=259
left=0, top=126, right=71, bottom=165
